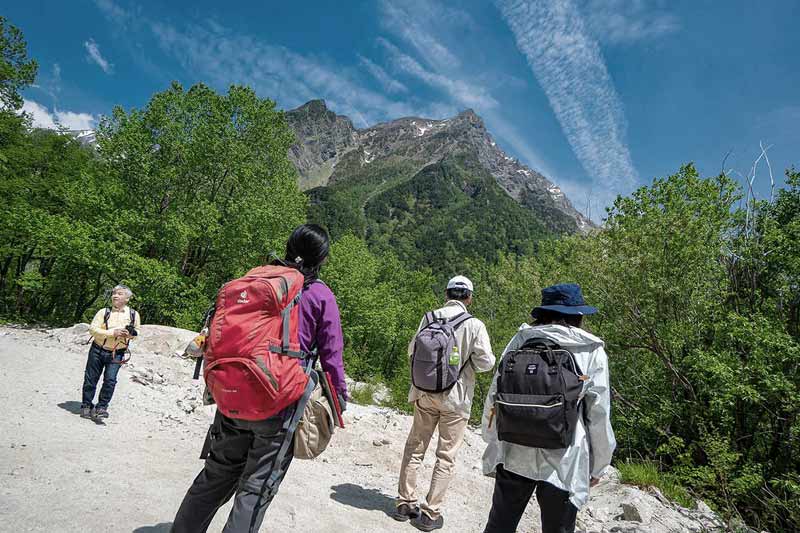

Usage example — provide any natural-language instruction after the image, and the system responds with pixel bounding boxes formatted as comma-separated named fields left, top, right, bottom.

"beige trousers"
left=396, top=394, right=469, bottom=519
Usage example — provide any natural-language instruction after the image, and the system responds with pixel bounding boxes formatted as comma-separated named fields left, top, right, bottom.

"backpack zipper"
left=261, top=366, right=279, bottom=390
left=241, top=275, right=290, bottom=303
left=496, top=399, right=563, bottom=408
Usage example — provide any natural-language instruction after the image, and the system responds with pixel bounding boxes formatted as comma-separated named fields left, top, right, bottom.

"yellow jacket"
left=89, top=305, right=141, bottom=350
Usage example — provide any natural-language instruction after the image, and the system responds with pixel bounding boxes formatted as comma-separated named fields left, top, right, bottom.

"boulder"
left=49, top=323, right=197, bottom=358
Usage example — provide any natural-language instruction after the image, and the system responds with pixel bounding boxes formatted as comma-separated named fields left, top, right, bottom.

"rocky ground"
left=1, top=324, right=731, bottom=532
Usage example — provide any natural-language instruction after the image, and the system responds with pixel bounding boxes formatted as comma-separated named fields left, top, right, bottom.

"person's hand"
left=113, top=328, right=130, bottom=337
left=590, top=477, right=601, bottom=487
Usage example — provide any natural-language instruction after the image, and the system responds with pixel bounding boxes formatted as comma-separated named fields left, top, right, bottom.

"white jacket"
left=481, top=323, right=616, bottom=508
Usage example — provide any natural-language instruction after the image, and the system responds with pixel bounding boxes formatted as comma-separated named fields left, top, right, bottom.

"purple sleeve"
left=299, top=282, right=348, bottom=399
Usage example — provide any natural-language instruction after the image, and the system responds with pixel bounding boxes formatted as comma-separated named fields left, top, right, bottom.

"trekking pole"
left=192, top=353, right=203, bottom=379
left=185, top=304, right=215, bottom=379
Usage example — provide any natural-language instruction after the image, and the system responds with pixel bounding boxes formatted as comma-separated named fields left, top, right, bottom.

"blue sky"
left=9, top=0, right=800, bottom=216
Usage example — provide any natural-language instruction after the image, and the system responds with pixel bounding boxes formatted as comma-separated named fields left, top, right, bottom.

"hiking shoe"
left=80, top=406, right=93, bottom=419
left=392, top=503, right=420, bottom=522
left=93, top=407, right=109, bottom=419
left=411, top=513, right=443, bottom=532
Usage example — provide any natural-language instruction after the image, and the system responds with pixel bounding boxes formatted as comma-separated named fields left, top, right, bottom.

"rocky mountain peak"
left=286, top=100, right=357, bottom=190
left=453, top=108, right=484, bottom=128
left=286, top=100, right=592, bottom=232
left=294, top=99, right=332, bottom=115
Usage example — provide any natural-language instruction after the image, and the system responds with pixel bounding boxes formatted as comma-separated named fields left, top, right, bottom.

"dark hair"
left=284, top=224, right=330, bottom=287
left=532, top=309, right=583, bottom=328
left=446, top=288, right=472, bottom=302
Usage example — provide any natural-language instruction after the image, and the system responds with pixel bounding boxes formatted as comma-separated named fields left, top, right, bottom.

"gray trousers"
left=171, top=410, right=294, bottom=533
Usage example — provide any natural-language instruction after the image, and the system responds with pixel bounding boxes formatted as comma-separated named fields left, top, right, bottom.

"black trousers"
left=483, top=465, right=578, bottom=533
left=171, top=410, right=294, bottom=533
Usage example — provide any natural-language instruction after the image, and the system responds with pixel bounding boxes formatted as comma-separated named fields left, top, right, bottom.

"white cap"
left=446, top=275, right=474, bottom=292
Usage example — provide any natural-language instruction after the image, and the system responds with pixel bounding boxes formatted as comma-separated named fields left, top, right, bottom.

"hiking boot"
left=80, top=406, right=93, bottom=419
left=411, top=513, right=444, bottom=532
left=392, top=503, right=420, bottom=522
left=93, top=407, right=109, bottom=420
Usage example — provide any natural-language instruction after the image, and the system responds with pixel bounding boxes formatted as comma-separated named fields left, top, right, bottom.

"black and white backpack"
left=495, top=337, right=585, bottom=449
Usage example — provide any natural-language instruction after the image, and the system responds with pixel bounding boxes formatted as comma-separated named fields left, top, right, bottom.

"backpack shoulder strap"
left=103, top=308, right=111, bottom=329
left=447, top=312, right=472, bottom=330
left=422, top=311, right=436, bottom=328
left=129, top=308, right=136, bottom=325
left=560, top=348, right=582, bottom=376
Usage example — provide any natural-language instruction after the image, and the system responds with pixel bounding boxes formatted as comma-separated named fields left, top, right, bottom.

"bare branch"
left=759, top=141, right=776, bottom=204
left=720, top=148, right=734, bottom=176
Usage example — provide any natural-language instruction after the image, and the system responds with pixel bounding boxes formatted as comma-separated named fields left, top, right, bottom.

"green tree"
left=323, top=235, right=437, bottom=383
left=1, top=82, right=307, bottom=328
left=0, top=16, right=37, bottom=110
left=95, top=82, right=307, bottom=326
left=0, top=125, right=107, bottom=321
left=538, top=165, right=800, bottom=530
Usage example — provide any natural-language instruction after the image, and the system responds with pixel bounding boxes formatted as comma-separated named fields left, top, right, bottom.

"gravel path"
left=0, top=326, right=512, bottom=533
left=1, top=325, right=726, bottom=533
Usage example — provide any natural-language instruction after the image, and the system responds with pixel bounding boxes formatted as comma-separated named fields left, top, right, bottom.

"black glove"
left=337, top=391, right=347, bottom=413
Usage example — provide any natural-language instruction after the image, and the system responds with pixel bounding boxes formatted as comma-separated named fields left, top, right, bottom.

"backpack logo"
left=237, top=290, right=249, bottom=304
left=525, top=363, right=538, bottom=375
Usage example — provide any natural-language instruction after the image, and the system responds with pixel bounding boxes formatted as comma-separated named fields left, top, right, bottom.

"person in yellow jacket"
left=80, top=285, right=140, bottom=420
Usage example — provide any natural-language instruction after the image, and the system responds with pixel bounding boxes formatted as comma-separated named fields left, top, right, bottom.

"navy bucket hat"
left=531, top=283, right=598, bottom=318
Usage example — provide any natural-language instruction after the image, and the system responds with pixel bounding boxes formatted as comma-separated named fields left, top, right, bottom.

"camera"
left=125, top=324, right=138, bottom=337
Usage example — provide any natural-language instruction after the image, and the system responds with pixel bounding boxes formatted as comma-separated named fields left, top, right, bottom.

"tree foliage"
left=323, top=235, right=437, bottom=381
left=1, top=82, right=305, bottom=327
left=0, top=16, right=37, bottom=110
left=540, top=165, right=800, bottom=531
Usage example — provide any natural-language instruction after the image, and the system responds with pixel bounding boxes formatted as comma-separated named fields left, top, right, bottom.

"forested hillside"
left=288, top=99, right=592, bottom=240
left=1, top=18, right=798, bottom=531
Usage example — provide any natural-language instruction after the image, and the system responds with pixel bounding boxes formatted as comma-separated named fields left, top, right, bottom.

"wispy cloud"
left=95, top=0, right=454, bottom=127
left=22, top=99, right=97, bottom=130
left=33, top=63, right=62, bottom=101
left=358, top=54, right=408, bottom=94
left=377, top=0, right=554, bottom=176
left=581, top=0, right=680, bottom=45
left=93, top=0, right=437, bottom=127
left=148, top=20, right=422, bottom=126
left=94, top=0, right=131, bottom=27
left=378, top=0, right=472, bottom=71
left=84, top=38, right=113, bottom=74
left=496, top=0, right=638, bottom=207
left=93, top=0, right=555, bottom=181
left=379, top=38, right=499, bottom=110
left=50, top=64, right=62, bottom=96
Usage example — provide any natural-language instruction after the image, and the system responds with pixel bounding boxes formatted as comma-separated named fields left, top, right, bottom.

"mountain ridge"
left=286, top=99, right=592, bottom=233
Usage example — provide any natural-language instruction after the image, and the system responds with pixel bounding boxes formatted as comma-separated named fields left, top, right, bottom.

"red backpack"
left=203, top=265, right=310, bottom=420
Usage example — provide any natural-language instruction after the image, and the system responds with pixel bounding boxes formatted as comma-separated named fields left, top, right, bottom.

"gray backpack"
left=411, top=311, right=473, bottom=392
